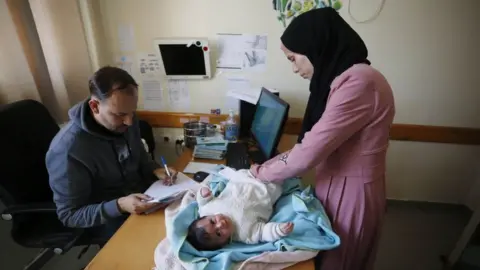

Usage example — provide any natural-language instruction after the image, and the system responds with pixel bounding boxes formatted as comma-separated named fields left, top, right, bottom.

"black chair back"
left=139, top=119, right=155, bottom=159
left=0, top=99, right=59, bottom=206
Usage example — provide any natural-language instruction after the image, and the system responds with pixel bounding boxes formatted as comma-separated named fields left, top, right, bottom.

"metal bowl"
left=183, top=121, right=207, bottom=148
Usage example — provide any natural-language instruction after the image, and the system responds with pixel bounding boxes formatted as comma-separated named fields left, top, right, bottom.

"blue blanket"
left=166, top=165, right=340, bottom=270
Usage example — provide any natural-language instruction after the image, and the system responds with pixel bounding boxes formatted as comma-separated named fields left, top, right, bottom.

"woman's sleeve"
left=250, top=76, right=375, bottom=182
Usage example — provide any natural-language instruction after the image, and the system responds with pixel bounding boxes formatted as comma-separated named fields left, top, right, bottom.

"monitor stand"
left=248, top=149, right=266, bottom=165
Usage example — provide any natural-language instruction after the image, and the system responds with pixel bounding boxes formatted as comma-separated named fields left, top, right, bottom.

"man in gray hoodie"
left=46, top=66, right=176, bottom=241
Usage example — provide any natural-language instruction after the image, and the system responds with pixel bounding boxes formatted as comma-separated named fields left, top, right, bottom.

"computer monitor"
left=250, top=88, right=290, bottom=164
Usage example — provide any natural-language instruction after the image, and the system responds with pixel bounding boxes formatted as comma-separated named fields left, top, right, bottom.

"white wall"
left=88, top=0, right=480, bottom=204
left=29, top=0, right=93, bottom=118
left=0, top=0, right=40, bottom=104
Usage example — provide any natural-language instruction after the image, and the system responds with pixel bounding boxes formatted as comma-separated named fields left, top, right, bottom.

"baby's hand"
left=280, top=222, right=294, bottom=236
left=200, top=187, right=212, bottom=198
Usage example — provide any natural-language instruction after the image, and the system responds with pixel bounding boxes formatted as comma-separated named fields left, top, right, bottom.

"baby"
left=187, top=168, right=294, bottom=251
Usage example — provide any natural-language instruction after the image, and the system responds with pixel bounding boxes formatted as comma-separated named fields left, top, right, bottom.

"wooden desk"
left=86, top=135, right=314, bottom=270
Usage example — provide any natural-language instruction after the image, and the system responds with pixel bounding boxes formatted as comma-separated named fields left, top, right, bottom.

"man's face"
left=89, top=85, right=138, bottom=133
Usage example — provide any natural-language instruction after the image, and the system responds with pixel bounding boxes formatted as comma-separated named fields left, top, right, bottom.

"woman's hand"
left=153, top=167, right=178, bottom=186
left=249, top=164, right=261, bottom=179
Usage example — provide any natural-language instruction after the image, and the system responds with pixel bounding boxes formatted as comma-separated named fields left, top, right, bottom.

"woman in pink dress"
left=250, top=8, right=395, bottom=270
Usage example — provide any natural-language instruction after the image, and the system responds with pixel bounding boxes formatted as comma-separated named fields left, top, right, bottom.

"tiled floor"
left=0, top=200, right=470, bottom=270
left=374, top=202, right=470, bottom=270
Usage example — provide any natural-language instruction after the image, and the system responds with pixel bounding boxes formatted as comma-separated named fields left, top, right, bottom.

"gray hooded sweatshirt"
left=46, top=99, right=160, bottom=228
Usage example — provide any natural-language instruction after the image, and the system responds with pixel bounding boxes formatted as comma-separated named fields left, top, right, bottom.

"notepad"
left=144, top=172, right=199, bottom=203
left=183, top=162, right=219, bottom=174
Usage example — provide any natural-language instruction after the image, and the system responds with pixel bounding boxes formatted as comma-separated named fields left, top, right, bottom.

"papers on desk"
left=226, top=86, right=279, bottom=105
left=193, top=135, right=228, bottom=160
left=183, top=162, right=219, bottom=174
left=227, top=87, right=262, bottom=105
left=144, top=173, right=199, bottom=204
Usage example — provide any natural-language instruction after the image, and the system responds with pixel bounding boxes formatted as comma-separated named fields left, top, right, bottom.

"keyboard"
left=225, top=142, right=250, bottom=170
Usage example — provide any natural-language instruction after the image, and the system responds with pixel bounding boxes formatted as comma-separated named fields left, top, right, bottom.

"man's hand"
left=154, top=167, right=178, bottom=186
left=117, top=193, right=159, bottom=214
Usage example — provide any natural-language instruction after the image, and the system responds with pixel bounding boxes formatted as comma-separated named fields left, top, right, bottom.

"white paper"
left=142, top=79, right=163, bottom=111
left=243, top=34, right=268, bottom=72
left=144, top=173, right=199, bottom=201
left=225, top=96, right=240, bottom=111
left=168, top=80, right=190, bottom=110
left=227, top=88, right=262, bottom=105
left=227, top=76, right=251, bottom=92
left=199, top=116, right=210, bottom=123
left=115, top=55, right=133, bottom=74
left=217, top=34, right=244, bottom=70
left=216, top=33, right=267, bottom=72
left=137, top=52, right=161, bottom=78
left=118, top=24, right=135, bottom=52
left=183, top=162, right=219, bottom=174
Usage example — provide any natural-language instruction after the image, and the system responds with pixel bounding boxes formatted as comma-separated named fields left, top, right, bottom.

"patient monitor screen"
left=158, top=44, right=207, bottom=76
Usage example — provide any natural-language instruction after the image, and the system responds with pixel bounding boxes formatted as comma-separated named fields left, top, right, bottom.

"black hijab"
left=281, top=8, right=370, bottom=143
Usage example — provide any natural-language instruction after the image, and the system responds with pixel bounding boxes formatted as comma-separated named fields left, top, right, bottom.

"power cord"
left=175, top=138, right=184, bottom=157
left=245, top=138, right=258, bottom=148
left=348, top=0, right=386, bottom=23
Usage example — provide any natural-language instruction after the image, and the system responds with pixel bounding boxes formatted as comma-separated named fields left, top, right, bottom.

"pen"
left=160, top=156, right=172, bottom=178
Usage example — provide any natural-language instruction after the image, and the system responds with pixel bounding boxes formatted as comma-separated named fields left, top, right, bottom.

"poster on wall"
left=273, top=0, right=343, bottom=27
left=136, top=52, right=163, bottom=111
left=115, top=55, right=133, bottom=75
left=216, top=33, right=268, bottom=72
left=142, top=80, right=164, bottom=111
left=117, top=24, right=136, bottom=52
left=137, top=53, right=162, bottom=78
left=167, top=80, right=190, bottom=111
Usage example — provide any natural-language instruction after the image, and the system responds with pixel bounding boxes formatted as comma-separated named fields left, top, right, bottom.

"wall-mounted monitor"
left=153, top=38, right=212, bottom=80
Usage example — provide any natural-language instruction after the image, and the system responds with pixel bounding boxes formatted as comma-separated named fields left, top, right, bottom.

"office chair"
left=0, top=99, right=99, bottom=270
left=139, top=119, right=156, bottom=160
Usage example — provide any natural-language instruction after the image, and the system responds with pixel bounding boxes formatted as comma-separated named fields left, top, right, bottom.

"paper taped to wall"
left=115, top=55, right=133, bottom=74
left=243, top=34, right=267, bottom=72
left=227, top=76, right=251, bottom=91
left=137, top=53, right=161, bottom=78
left=118, top=24, right=136, bottom=52
left=142, top=79, right=163, bottom=111
left=217, top=34, right=244, bottom=70
left=216, top=33, right=268, bottom=72
left=168, top=80, right=190, bottom=110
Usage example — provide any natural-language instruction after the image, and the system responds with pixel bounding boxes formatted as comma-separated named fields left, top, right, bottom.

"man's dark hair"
left=88, top=66, right=138, bottom=101
left=187, top=217, right=222, bottom=251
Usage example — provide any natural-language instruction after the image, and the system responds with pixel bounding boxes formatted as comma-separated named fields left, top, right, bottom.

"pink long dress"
left=250, top=64, right=395, bottom=270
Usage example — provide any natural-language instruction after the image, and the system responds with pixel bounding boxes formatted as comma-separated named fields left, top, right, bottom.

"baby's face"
left=196, top=214, right=233, bottom=246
